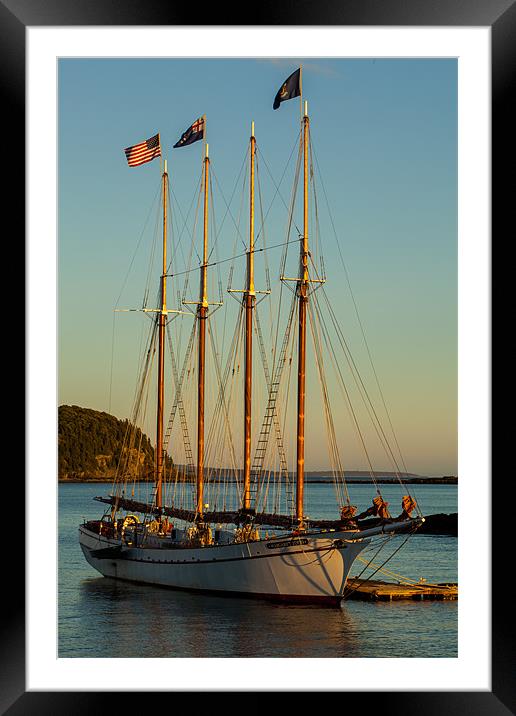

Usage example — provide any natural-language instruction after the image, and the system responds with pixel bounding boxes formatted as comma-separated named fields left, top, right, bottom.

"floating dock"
left=345, top=579, right=458, bottom=601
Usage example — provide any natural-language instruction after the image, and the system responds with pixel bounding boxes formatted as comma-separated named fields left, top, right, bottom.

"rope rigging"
left=105, top=122, right=421, bottom=530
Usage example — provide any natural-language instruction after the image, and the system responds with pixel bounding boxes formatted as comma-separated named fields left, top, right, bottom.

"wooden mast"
left=156, top=159, right=168, bottom=510
left=243, top=122, right=256, bottom=510
left=196, top=143, right=209, bottom=519
left=296, top=102, right=309, bottom=526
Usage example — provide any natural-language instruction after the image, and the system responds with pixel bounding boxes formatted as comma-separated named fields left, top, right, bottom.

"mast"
left=296, top=102, right=309, bottom=525
left=196, top=143, right=209, bottom=519
left=156, top=160, right=168, bottom=510
left=243, top=122, right=256, bottom=510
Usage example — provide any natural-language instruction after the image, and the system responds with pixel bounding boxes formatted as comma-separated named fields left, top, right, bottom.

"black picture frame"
left=6, top=0, right=504, bottom=712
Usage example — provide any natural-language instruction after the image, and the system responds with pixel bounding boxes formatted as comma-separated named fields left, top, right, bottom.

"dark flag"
left=173, top=116, right=205, bottom=148
left=273, top=68, right=301, bottom=110
left=124, top=133, right=161, bottom=167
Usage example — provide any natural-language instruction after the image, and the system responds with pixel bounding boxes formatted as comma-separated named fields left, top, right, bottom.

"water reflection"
left=75, top=577, right=361, bottom=658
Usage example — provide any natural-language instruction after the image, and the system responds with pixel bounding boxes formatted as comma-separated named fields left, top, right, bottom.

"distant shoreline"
left=58, top=476, right=457, bottom=485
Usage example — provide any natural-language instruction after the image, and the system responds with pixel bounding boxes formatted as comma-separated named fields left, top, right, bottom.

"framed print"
left=5, top=0, right=508, bottom=712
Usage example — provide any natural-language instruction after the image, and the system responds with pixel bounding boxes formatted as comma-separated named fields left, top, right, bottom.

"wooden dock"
left=345, top=579, right=458, bottom=601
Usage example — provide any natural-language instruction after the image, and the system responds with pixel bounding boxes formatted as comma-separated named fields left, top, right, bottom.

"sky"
left=58, top=57, right=457, bottom=477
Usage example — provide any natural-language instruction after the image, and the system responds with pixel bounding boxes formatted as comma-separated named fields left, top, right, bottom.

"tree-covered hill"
left=58, top=405, right=157, bottom=481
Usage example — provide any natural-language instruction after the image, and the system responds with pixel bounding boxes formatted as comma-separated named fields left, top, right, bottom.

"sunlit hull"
left=79, top=524, right=371, bottom=605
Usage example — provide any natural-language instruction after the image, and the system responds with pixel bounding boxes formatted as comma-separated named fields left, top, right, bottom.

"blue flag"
left=273, top=68, right=301, bottom=110
left=173, top=116, right=205, bottom=148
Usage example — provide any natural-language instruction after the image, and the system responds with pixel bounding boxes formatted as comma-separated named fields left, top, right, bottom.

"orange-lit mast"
left=196, top=143, right=209, bottom=519
left=296, top=101, right=309, bottom=526
left=155, top=160, right=168, bottom=509
left=243, top=122, right=256, bottom=510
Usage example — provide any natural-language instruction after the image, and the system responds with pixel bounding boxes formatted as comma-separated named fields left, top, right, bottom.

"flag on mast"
left=173, top=116, right=205, bottom=148
left=273, top=68, right=301, bottom=110
left=124, top=133, right=161, bottom=167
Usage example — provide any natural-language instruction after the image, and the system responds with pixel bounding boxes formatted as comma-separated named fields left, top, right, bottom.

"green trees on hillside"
left=58, top=405, right=156, bottom=480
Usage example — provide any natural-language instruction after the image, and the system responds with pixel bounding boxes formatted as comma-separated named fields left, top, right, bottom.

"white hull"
left=79, top=524, right=371, bottom=605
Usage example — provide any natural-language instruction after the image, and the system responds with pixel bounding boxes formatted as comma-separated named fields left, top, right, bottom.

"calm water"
left=59, top=482, right=457, bottom=658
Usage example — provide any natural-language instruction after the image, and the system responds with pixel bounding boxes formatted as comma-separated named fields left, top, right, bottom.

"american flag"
left=124, top=133, right=161, bottom=167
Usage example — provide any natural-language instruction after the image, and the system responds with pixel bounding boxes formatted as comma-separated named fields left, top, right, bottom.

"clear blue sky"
left=58, top=57, right=457, bottom=476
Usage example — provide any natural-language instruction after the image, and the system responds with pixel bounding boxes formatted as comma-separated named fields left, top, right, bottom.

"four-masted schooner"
left=79, top=68, right=424, bottom=605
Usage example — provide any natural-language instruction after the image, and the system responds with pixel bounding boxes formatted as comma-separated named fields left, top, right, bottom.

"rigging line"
left=342, top=534, right=397, bottom=598
left=310, top=286, right=385, bottom=480
left=343, top=530, right=418, bottom=600
left=322, top=292, right=406, bottom=484
left=208, top=296, right=242, bottom=420
left=142, top=206, right=161, bottom=309
left=204, top=315, right=229, bottom=472
left=192, top=166, right=205, bottom=266
left=163, top=321, right=194, bottom=470
left=267, top=202, right=290, bottom=383
left=312, top=141, right=414, bottom=498
left=255, top=156, right=272, bottom=295
left=169, top=282, right=187, bottom=379
left=205, top=310, right=240, bottom=482
left=186, top=166, right=204, bottom=271
left=251, top=292, right=296, bottom=509
left=309, top=139, right=324, bottom=280
left=238, top=163, right=249, bottom=253
left=113, top=182, right=161, bottom=310
left=307, top=298, right=349, bottom=508
left=226, top=163, right=248, bottom=293
left=125, top=313, right=157, bottom=448
left=168, top=172, right=203, bottom=270
left=175, top=332, right=198, bottom=508
left=213, top=311, right=245, bottom=506
left=134, top=357, right=153, bottom=500
left=181, top=176, right=204, bottom=302
left=209, top=147, right=249, bottom=256
left=307, top=253, right=403, bottom=490
left=113, top=319, right=158, bottom=499
left=254, top=307, right=289, bottom=479
left=270, top=230, right=291, bottom=378
left=309, top=286, right=380, bottom=491
left=108, top=311, right=116, bottom=415
left=255, top=130, right=303, bottom=241
left=206, top=328, right=237, bottom=511
left=253, top=309, right=289, bottom=514
left=167, top=236, right=303, bottom=281
left=220, top=289, right=229, bottom=375
left=354, top=556, right=438, bottom=589
left=284, top=303, right=298, bottom=515
left=279, top=142, right=303, bottom=280
left=166, top=183, right=189, bottom=308
left=173, top=320, right=197, bottom=416
left=313, top=309, right=349, bottom=508
left=265, top=294, right=297, bottom=517
left=209, top=171, right=225, bottom=305
left=319, top=285, right=414, bottom=498
left=208, top=166, right=218, bottom=266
